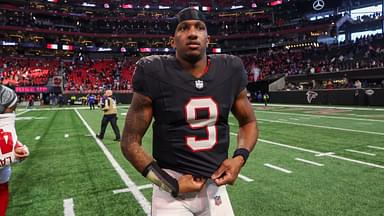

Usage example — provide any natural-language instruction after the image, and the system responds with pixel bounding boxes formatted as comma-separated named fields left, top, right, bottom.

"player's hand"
left=178, top=174, right=206, bottom=194
left=211, top=156, right=244, bottom=186
left=14, top=145, right=29, bottom=160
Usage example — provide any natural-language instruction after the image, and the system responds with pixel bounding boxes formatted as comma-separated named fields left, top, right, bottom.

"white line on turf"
left=289, top=118, right=300, bottom=121
left=251, top=103, right=384, bottom=111
left=367, top=145, right=384, bottom=150
left=229, top=132, right=384, bottom=169
left=75, top=109, right=151, bottom=215
left=35, top=136, right=41, bottom=140
left=255, top=110, right=384, bottom=123
left=63, top=198, right=75, bottom=216
left=257, top=118, right=384, bottom=136
left=64, top=134, right=69, bottom=138
left=238, top=174, right=254, bottom=182
left=345, top=149, right=376, bottom=156
left=264, top=163, right=292, bottom=173
left=113, top=184, right=153, bottom=194
left=315, top=152, right=335, bottom=157
left=295, top=158, right=324, bottom=166
left=16, top=110, right=30, bottom=116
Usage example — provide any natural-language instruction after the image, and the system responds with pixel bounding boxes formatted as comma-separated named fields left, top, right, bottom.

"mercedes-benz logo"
left=313, top=0, right=325, bottom=11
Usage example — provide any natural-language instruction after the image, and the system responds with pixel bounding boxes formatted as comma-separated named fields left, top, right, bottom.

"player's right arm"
left=121, top=92, right=153, bottom=173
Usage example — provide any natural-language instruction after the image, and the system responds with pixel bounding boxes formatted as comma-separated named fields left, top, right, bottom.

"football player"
left=120, top=7, right=258, bottom=216
left=0, top=84, right=29, bottom=215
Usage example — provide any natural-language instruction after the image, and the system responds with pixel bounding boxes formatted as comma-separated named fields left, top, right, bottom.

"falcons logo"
left=306, top=91, right=318, bottom=104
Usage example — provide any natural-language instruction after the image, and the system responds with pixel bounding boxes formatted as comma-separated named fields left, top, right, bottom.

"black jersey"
left=133, top=54, right=248, bottom=178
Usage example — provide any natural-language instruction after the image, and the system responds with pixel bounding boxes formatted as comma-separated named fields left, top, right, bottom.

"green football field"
left=7, top=104, right=384, bottom=216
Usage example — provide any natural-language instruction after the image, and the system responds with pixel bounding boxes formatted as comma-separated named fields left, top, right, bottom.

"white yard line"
left=257, top=119, right=384, bottom=136
left=238, top=174, right=254, bottom=182
left=345, top=149, right=376, bottom=156
left=252, top=103, right=384, bottom=111
left=367, top=145, right=384, bottom=150
left=63, top=198, right=75, bottom=216
left=75, top=109, right=151, bottom=215
left=230, top=132, right=384, bottom=169
left=35, top=136, right=41, bottom=140
left=295, top=158, right=324, bottom=166
left=255, top=110, right=384, bottom=123
left=264, top=163, right=292, bottom=174
left=114, top=184, right=153, bottom=194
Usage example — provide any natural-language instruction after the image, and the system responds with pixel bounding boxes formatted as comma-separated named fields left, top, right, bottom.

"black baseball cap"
left=171, top=7, right=206, bottom=32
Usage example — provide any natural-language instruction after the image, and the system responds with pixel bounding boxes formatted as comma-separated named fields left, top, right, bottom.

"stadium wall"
left=63, top=93, right=133, bottom=104
left=269, top=88, right=384, bottom=106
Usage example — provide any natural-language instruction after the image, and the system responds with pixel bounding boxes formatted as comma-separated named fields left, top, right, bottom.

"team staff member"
left=120, top=8, right=258, bottom=216
left=0, top=84, right=29, bottom=216
left=96, top=90, right=120, bottom=141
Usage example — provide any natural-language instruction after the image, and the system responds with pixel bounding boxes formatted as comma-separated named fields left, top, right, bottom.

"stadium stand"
left=0, top=0, right=383, bottom=105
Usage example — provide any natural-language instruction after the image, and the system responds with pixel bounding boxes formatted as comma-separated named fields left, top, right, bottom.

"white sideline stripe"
left=327, top=154, right=384, bottom=168
left=63, top=198, right=75, bottom=216
left=259, top=137, right=384, bottom=168
left=230, top=132, right=384, bottom=169
left=289, top=118, right=300, bottom=121
left=345, top=149, right=376, bottom=156
left=64, top=134, right=69, bottom=138
left=16, top=110, right=30, bottom=116
left=367, top=145, right=384, bottom=150
left=251, top=103, right=384, bottom=111
left=114, top=184, right=153, bottom=194
left=35, top=136, right=41, bottom=140
left=75, top=109, right=151, bottom=215
left=257, top=118, right=384, bottom=136
left=255, top=110, right=384, bottom=123
left=295, top=158, right=324, bottom=166
left=238, top=174, right=254, bottom=182
left=264, top=163, right=292, bottom=173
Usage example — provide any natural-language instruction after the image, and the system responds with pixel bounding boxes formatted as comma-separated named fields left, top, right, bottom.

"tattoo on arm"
left=121, top=93, right=154, bottom=172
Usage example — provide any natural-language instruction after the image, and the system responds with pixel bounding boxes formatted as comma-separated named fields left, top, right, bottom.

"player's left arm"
left=212, top=89, right=258, bottom=186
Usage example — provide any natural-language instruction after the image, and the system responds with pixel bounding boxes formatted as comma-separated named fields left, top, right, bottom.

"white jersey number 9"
left=185, top=97, right=218, bottom=151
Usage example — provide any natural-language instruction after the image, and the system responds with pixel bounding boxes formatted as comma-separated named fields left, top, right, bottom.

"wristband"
left=232, top=148, right=250, bottom=165
left=142, top=161, right=179, bottom=197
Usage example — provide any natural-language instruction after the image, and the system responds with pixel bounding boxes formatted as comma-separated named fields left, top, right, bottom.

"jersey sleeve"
left=132, top=59, right=152, bottom=99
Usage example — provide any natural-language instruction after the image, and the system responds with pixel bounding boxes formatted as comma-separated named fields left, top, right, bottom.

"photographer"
left=96, top=90, right=120, bottom=141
